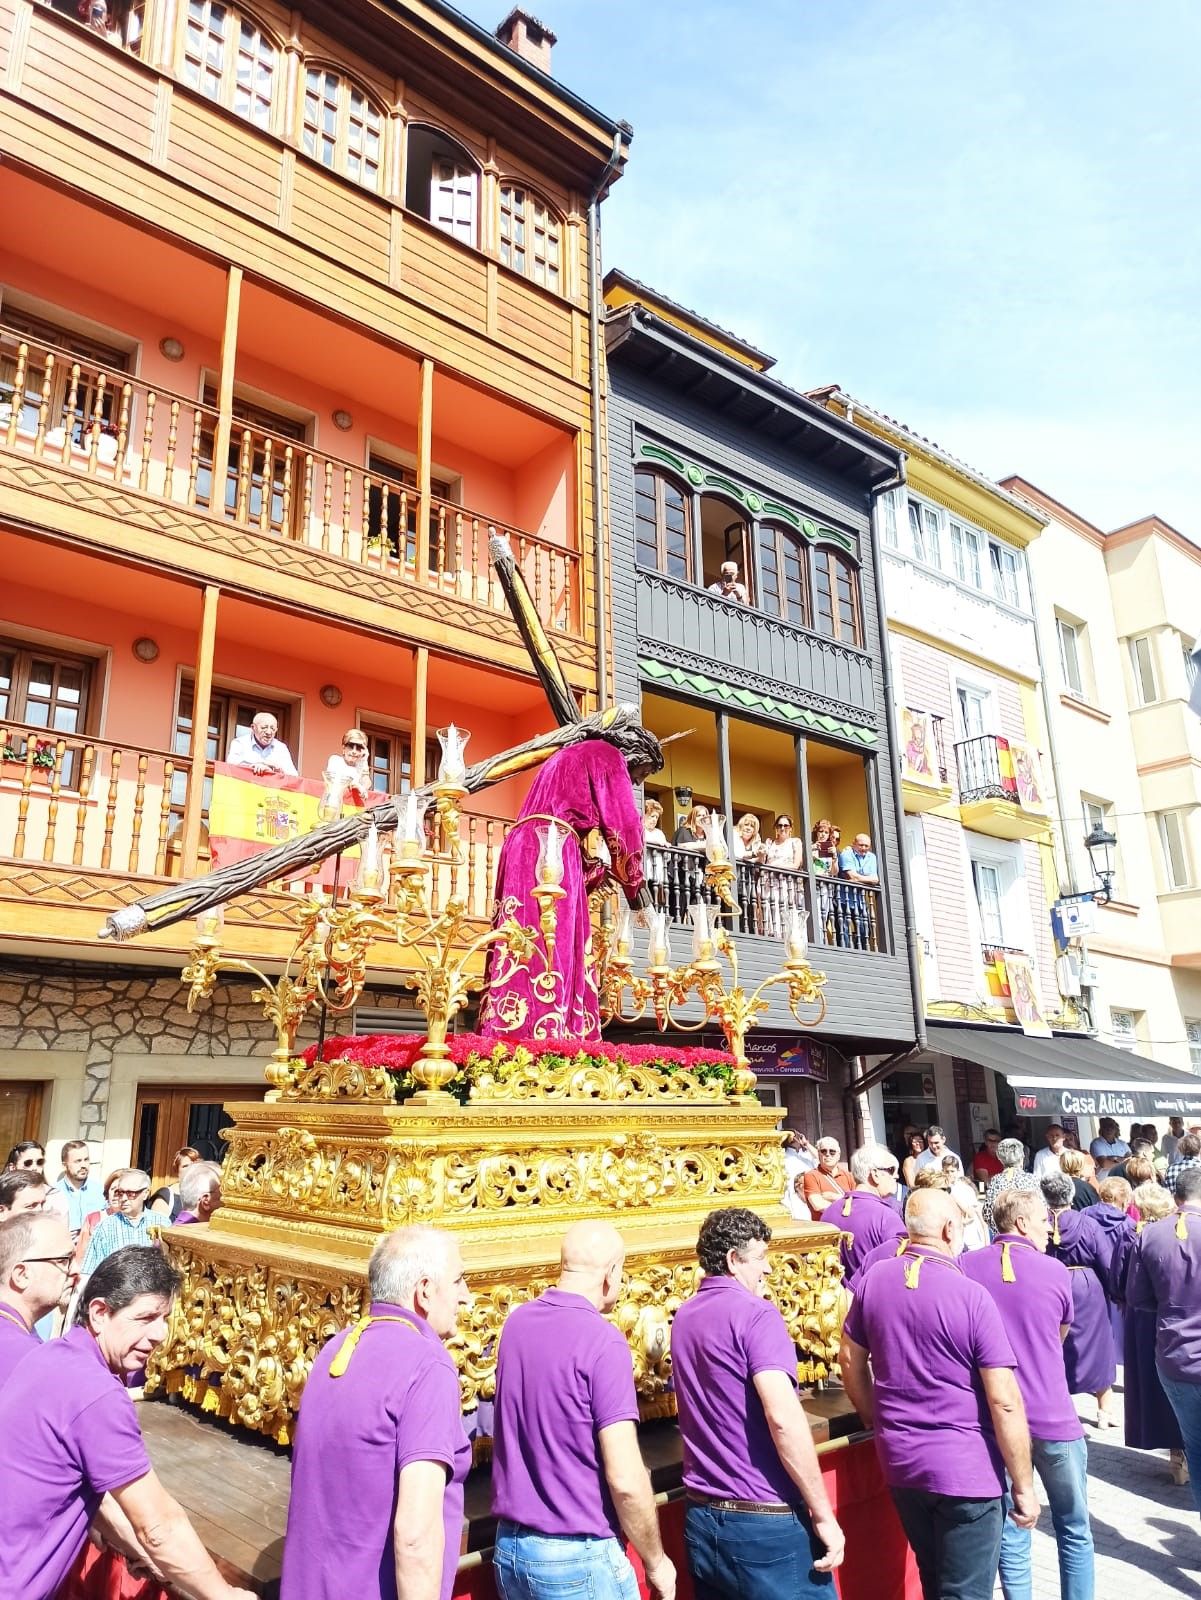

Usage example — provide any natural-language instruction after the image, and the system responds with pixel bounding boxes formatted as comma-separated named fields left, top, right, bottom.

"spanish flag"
left=208, top=764, right=364, bottom=887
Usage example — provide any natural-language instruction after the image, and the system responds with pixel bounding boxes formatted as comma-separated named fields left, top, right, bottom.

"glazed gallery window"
left=498, top=186, right=562, bottom=291
left=757, top=524, right=809, bottom=626
left=0, top=308, right=131, bottom=444
left=182, top=0, right=278, bottom=130
left=970, top=859, right=1007, bottom=947
left=989, top=540, right=1021, bottom=608
left=302, top=68, right=383, bottom=191
left=812, top=548, right=862, bottom=646
left=406, top=127, right=480, bottom=248
left=950, top=521, right=983, bottom=589
left=634, top=470, right=690, bottom=581
left=907, top=499, right=941, bottom=567
left=876, top=488, right=900, bottom=548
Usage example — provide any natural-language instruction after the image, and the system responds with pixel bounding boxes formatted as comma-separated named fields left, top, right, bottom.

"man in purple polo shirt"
left=281, top=1224, right=473, bottom=1600
left=1126, top=1164, right=1201, bottom=1512
left=961, top=1188, right=1095, bottom=1600
left=671, top=1207, right=844, bottom=1600
left=837, top=1143, right=906, bottom=1287
left=840, top=1189, right=1037, bottom=1600
left=174, top=1160, right=222, bottom=1225
left=0, top=1243, right=253, bottom=1600
left=0, top=1211, right=75, bottom=1386
left=491, top=1220, right=674, bottom=1600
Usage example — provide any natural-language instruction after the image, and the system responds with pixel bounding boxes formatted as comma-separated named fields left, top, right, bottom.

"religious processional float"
left=97, top=537, right=845, bottom=1445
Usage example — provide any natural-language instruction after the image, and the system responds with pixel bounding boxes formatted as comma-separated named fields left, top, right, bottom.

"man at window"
left=838, top=832, right=879, bottom=885
left=707, top=562, right=749, bottom=604
left=226, top=713, right=297, bottom=777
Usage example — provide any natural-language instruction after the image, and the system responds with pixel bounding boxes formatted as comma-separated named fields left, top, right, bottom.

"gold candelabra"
left=182, top=746, right=560, bottom=1101
left=598, top=889, right=827, bottom=1098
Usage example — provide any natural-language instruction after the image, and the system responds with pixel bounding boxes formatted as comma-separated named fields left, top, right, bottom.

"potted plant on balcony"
left=1, top=737, right=57, bottom=777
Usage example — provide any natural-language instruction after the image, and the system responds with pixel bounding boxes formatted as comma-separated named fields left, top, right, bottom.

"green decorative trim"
left=635, top=446, right=856, bottom=555
left=639, top=658, right=877, bottom=745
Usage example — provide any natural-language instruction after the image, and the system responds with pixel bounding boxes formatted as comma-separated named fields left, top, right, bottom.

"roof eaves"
left=603, top=268, right=775, bottom=370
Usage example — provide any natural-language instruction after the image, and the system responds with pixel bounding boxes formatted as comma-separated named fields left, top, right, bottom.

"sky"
left=458, top=0, right=1201, bottom=536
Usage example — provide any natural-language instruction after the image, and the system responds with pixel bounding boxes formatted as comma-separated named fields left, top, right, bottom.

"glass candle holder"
left=194, top=906, right=224, bottom=941
left=702, top=813, right=729, bottom=865
left=690, top=900, right=713, bottom=962
left=535, top=820, right=568, bottom=886
left=613, top=901, right=632, bottom=955
left=785, top=905, right=809, bottom=962
left=358, top=822, right=384, bottom=894
left=648, top=909, right=670, bottom=969
left=436, top=724, right=470, bottom=785
left=318, top=767, right=347, bottom=823
left=401, top=791, right=431, bottom=855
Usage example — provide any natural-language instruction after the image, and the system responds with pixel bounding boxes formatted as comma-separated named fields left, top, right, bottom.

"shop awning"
left=927, top=1020, right=1201, bottom=1118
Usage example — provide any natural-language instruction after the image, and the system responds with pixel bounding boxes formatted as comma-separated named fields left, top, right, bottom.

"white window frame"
left=876, top=488, right=900, bottom=549
left=1181, top=633, right=1197, bottom=696
left=954, top=677, right=994, bottom=740
left=907, top=497, right=943, bottom=569
left=1129, top=634, right=1159, bottom=705
left=971, top=859, right=1007, bottom=946
left=1157, top=809, right=1193, bottom=890
left=1056, top=614, right=1087, bottom=698
left=1187, top=1020, right=1201, bottom=1076
left=988, top=540, right=1021, bottom=607
left=949, top=520, right=983, bottom=588
left=962, top=833, right=1035, bottom=990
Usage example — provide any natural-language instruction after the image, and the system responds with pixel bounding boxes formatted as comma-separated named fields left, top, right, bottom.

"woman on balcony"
left=642, top=798, right=668, bottom=910
left=733, top=813, right=765, bottom=934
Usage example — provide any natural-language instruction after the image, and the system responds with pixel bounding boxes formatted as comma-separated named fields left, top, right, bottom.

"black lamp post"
left=1084, top=822, right=1117, bottom=903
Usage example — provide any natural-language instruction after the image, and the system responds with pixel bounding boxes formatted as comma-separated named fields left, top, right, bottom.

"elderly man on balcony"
left=226, top=712, right=297, bottom=778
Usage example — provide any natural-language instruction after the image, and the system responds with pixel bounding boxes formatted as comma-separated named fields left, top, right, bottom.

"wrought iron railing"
left=954, top=734, right=1009, bottom=803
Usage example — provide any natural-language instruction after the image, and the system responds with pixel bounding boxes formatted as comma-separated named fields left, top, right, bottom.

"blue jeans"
left=494, top=1523, right=640, bottom=1600
left=684, top=1501, right=833, bottom=1600
left=1159, top=1373, right=1201, bottom=1513
left=999, top=1436, right=1093, bottom=1600
left=889, top=1488, right=1002, bottom=1600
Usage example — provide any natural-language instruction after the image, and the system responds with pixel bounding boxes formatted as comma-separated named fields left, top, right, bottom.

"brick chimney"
left=495, top=8, right=556, bottom=73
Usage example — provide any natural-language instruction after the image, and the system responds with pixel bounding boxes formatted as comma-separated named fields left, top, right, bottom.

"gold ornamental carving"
left=469, top=1054, right=730, bottom=1104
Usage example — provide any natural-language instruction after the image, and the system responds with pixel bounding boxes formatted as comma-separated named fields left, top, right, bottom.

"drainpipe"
left=869, top=462, right=927, bottom=1055
left=587, top=131, right=626, bottom=705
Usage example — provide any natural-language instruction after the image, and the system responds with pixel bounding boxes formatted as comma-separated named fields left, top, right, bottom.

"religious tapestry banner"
left=899, top=709, right=941, bottom=786
left=1002, top=950, right=1051, bottom=1038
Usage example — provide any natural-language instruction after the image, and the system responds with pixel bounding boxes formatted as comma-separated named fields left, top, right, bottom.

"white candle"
left=690, top=900, right=712, bottom=961
left=785, top=906, right=809, bottom=962
left=614, top=901, right=632, bottom=952
left=649, top=909, right=670, bottom=968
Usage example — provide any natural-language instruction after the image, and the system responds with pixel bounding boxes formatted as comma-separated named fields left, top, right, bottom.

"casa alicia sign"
left=1015, top=1085, right=1201, bottom=1118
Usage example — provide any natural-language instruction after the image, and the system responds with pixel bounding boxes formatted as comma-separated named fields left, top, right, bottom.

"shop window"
left=499, top=185, right=562, bottom=290
left=634, top=469, right=691, bottom=582
left=302, top=67, right=384, bottom=191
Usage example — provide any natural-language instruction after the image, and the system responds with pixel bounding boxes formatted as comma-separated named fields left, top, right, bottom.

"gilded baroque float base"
left=148, top=1069, right=845, bottom=1445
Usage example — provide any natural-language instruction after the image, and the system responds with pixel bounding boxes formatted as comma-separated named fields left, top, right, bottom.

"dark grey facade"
left=605, top=298, right=919, bottom=1054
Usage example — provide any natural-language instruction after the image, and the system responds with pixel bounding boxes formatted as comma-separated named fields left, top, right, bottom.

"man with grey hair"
left=176, top=1161, right=222, bottom=1225
left=80, top=1167, right=155, bottom=1278
left=841, top=1188, right=1037, bottom=1600
left=281, top=1225, right=472, bottom=1600
left=837, top=1144, right=906, bottom=1287
left=983, top=1138, right=1042, bottom=1234
left=0, top=1211, right=75, bottom=1388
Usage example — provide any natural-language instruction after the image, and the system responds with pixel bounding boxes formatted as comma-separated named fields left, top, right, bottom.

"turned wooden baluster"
left=486, top=521, right=501, bottom=610
left=61, top=364, right=81, bottom=465
left=42, top=739, right=68, bottom=863
left=85, top=375, right=107, bottom=474
left=114, top=383, right=132, bottom=472
left=302, top=453, right=315, bottom=544
left=155, top=761, right=175, bottom=875
left=72, top=745, right=96, bottom=866
left=100, top=750, right=121, bottom=869
left=186, top=410, right=204, bottom=505
left=164, top=399, right=180, bottom=495
left=434, top=502, right=446, bottom=581
left=259, top=436, right=274, bottom=532
left=321, top=460, right=333, bottom=551
left=12, top=740, right=38, bottom=860
left=280, top=447, right=293, bottom=537
left=341, top=467, right=352, bottom=559
left=138, top=391, right=157, bottom=492
left=5, top=343, right=27, bottom=448
left=452, top=509, right=465, bottom=590
left=234, top=429, right=253, bottom=524
left=466, top=816, right=478, bottom=915
left=361, top=473, right=373, bottom=560
left=128, top=753, right=149, bottom=873
left=32, top=351, right=55, bottom=457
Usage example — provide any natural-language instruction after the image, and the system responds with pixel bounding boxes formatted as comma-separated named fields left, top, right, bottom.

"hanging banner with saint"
left=1002, top=950, right=1051, bottom=1037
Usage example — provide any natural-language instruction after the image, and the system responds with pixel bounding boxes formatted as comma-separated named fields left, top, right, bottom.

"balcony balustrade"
left=0, top=325, right=580, bottom=635
left=899, top=707, right=953, bottom=814
left=645, top=843, right=884, bottom=955
left=0, top=720, right=511, bottom=957
left=954, top=732, right=1049, bottom=842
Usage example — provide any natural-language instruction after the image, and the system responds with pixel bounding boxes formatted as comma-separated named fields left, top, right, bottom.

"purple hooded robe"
left=1047, top=1208, right=1117, bottom=1395
left=477, top=740, right=644, bottom=1044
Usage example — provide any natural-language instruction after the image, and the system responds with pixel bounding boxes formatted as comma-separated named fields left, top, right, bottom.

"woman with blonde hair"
left=1120, top=1181, right=1186, bottom=1481
left=733, top=812, right=765, bottom=863
left=1059, top=1146, right=1098, bottom=1210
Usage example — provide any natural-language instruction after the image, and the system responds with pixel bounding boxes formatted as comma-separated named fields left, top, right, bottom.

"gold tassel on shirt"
left=1001, top=1242, right=1017, bottom=1283
left=904, top=1256, right=924, bottom=1289
left=1052, top=1214, right=1061, bottom=1246
left=329, top=1314, right=415, bottom=1377
left=1177, top=1212, right=1190, bottom=1242
left=842, top=1196, right=854, bottom=1219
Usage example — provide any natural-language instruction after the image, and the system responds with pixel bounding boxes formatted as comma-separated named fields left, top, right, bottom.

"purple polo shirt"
left=670, top=1275, right=801, bottom=1505
left=837, top=1189, right=907, bottom=1286
left=0, top=1324, right=151, bottom=1599
left=0, top=1301, right=40, bottom=1391
left=491, top=1287, right=639, bottom=1538
left=854, top=1236, right=910, bottom=1285
left=281, top=1302, right=470, bottom=1600
left=843, top=1246, right=1017, bottom=1497
left=960, top=1237, right=1081, bottom=1442
left=1126, top=1209, right=1201, bottom=1384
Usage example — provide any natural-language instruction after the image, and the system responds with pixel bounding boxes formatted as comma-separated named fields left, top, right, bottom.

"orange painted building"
left=0, top=0, right=629, bottom=1176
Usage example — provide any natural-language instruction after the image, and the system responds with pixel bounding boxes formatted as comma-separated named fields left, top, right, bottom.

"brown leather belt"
left=685, top=1492, right=796, bottom=1516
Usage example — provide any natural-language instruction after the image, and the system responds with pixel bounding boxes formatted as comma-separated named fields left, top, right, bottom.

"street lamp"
left=1084, top=822, right=1117, bottom=904
left=673, top=784, right=693, bottom=811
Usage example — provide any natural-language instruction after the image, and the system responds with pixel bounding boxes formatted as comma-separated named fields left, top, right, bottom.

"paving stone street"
left=1018, top=1398, right=1197, bottom=1599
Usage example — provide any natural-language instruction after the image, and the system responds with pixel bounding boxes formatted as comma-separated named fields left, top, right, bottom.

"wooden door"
left=0, top=1080, right=43, bottom=1156
left=431, top=158, right=476, bottom=245
left=133, top=1082, right=265, bottom=1189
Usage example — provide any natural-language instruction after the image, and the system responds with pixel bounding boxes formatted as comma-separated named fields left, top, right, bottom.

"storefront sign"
left=1014, top=1085, right=1201, bottom=1118
left=701, top=1033, right=828, bottom=1081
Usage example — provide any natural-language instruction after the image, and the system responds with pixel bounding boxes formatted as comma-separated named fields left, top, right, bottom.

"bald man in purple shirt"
left=961, top=1188, right=1094, bottom=1600
left=840, top=1188, right=1037, bottom=1600
left=1126, top=1165, right=1201, bottom=1512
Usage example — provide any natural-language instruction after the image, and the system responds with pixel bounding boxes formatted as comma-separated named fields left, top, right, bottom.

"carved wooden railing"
left=0, top=718, right=512, bottom=923
left=0, top=325, right=580, bottom=635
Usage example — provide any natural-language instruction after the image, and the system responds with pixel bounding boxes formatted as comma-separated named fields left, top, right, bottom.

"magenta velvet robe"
left=477, top=740, right=645, bottom=1043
